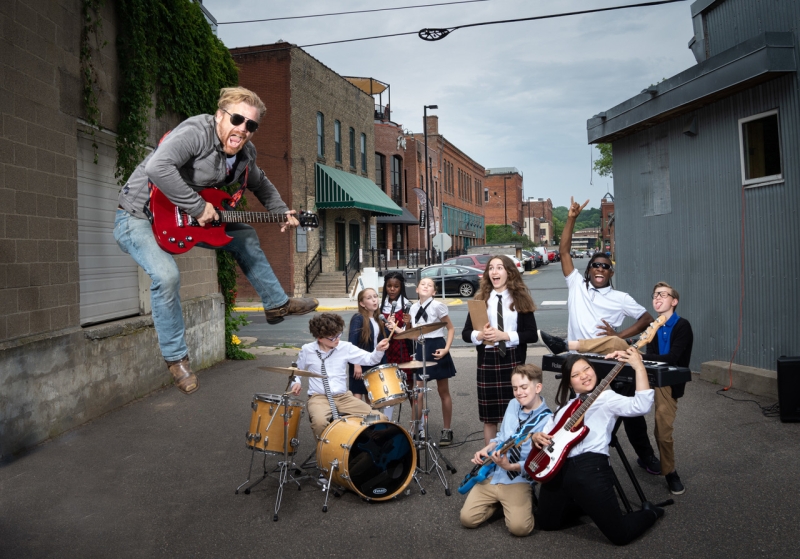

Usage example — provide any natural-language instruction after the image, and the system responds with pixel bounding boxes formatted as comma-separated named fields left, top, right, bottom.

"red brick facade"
left=522, top=198, right=554, bottom=246
left=484, top=169, right=524, bottom=234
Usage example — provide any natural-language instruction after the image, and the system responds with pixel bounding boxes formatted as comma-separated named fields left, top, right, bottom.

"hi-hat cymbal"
left=258, top=366, right=324, bottom=378
left=397, top=360, right=438, bottom=369
left=394, top=322, right=447, bottom=339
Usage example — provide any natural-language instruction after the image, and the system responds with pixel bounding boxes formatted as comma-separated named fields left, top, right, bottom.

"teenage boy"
left=291, top=313, right=389, bottom=438
left=541, top=197, right=660, bottom=476
left=606, top=282, right=693, bottom=495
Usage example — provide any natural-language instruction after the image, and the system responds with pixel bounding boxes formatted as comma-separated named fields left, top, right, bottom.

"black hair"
left=583, top=252, right=614, bottom=289
left=554, top=354, right=597, bottom=407
left=380, top=271, right=409, bottom=315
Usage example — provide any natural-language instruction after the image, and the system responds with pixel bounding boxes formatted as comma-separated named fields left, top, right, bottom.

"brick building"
left=600, top=193, right=615, bottom=256
left=406, top=116, right=486, bottom=253
left=571, top=227, right=600, bottom=252
left=230, top=45, right=401, bottom=297
left=522, top=197, right=554, bottom=246
left=484, top=168, right=524, bottom=234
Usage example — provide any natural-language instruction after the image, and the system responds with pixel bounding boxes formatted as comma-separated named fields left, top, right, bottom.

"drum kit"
left=235, top=322, right=457, bottom=520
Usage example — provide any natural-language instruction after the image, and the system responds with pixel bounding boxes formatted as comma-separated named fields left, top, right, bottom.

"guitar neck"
left=220, top=211, right=288, bottom=224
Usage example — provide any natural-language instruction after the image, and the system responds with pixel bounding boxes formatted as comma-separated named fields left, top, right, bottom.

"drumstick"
left=380, top=315, right=397, bottom=342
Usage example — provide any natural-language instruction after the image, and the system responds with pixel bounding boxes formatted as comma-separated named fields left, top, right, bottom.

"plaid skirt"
left=477, top=345, right=522, bottom=424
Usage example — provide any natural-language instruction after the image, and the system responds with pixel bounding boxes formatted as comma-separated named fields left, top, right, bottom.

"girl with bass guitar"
left=459, top=365, right=551, bottom=537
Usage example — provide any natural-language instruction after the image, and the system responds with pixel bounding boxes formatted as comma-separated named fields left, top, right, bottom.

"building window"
left=484, top=187, right=489, bottom=202
left=360, top=133, right=367, bottom=173
left=334, top=120, right=342, bottom=163
left=316, top=113, right=325, bottom=158
left=375, top=153, right=385, bottom=188
left=739, top=109, right=782, bottom=187
left=349, top=127, right=355, bottom=168
left=391, top=155, right=402, bottom=206
left=393, top=224, right=403, bottom=249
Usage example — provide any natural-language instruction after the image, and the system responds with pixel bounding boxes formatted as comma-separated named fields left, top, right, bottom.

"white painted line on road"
left=541, top=301, right=567, bottom=305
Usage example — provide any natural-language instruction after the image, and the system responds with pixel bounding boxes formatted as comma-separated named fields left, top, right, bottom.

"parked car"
left=443, top=253, right=493, bottom=271
left=533, top=247, right=549, bottom=265
left=523, top=250, right=543, bottom=268
left=420, top=265, right=483, bottom=297
left=547, top=250, right=558, bottom=263
left=504, top=255, right=524, bottom=271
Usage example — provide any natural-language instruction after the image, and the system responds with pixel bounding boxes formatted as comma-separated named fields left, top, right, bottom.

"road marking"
left=541, top=301, right=567, bottom=305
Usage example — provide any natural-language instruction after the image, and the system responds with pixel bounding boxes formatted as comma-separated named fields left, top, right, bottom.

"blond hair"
left=653, top=281, right=679, bottom=302
left=217, top=87, right=266, bottom=119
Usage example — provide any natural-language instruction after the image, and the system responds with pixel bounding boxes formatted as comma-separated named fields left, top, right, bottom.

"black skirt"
left=413, top=337, right=457, bottom=380
left=476, top=345, right=522, bottom=423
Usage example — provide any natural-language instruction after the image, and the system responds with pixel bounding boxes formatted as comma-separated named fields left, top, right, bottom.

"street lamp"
left=424, top=104, right=437, bottom=263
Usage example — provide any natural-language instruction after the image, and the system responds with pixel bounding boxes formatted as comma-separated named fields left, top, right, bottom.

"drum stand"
left=235, top=378, right=313, bottom=521
left=409, top=335, right=456, bottom=496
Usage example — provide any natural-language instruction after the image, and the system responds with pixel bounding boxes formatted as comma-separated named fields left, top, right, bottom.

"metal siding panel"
left=612, top=74, right=799, bottom=372
left=705, top=0, right=800, bottom=58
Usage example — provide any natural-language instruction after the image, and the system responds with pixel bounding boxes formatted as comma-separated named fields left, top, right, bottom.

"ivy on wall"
left=79, top=0, right=106, bottom=161
left=83, top=0, right=252, bottom=359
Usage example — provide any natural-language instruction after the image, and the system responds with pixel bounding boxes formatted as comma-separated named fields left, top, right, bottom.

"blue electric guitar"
left=458, top=408, right=552, bottom=495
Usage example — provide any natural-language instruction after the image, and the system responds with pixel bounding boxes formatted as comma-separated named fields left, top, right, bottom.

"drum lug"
left=379, top=372, right=385, bottom=381
left=383, top=385, right=389, bottom=395
left=340, top=474, right=350, bottom=481
left=340, top=443, right=351, bottom=450
left=251, top=401, right=258, bottom=411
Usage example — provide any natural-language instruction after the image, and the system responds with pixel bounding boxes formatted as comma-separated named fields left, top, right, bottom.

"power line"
left=229, top=0, right=688, bottom=55
left=217, top=0, right=491, bottom=25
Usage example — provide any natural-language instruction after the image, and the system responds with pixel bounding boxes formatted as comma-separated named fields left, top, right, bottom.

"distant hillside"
left=552, top=207, right=601, bottom=242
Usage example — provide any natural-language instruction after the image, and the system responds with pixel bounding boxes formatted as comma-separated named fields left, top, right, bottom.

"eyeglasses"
left=652, top=292, right=672, bottom=299
left=590, top=262, right=612, bottom=270
left=221, top=108, right=259, bottom=133
left=325, top=333, right=343, bottom=342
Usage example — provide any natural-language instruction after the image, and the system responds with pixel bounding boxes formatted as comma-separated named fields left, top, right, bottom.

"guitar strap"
left=144, top=129, right=250, bottom=219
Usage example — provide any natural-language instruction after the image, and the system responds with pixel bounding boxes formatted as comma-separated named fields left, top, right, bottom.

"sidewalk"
left=234, top=297, right=467, bottom=312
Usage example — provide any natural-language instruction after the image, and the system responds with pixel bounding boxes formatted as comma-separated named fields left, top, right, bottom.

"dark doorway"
left=335, top=222, right=346, bottom=270
left=349, top=221, right=360, bottom=266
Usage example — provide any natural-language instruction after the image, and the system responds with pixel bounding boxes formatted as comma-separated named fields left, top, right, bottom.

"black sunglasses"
left=590, top=262, right=612, bottom=270
left=221, top=108, right=259, bottom=133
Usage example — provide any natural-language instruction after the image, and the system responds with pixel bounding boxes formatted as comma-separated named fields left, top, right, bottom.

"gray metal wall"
left=612, top=74, right=800, bottom=372
left=704, top=0, right=800, bottom=58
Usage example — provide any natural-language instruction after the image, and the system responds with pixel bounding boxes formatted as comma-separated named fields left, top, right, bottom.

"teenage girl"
left=462, top=255, right=538, bottom=445
left=407, top=277, right=457, bottom=445
left=531, top=350, right=663, bottom=546
left=348, top=288, right=385, bottom=402
left=380, top=271, right=413, bottom=385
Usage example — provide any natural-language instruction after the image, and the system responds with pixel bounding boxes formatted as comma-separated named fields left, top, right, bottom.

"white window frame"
left=738, top=109, right=783, bottom=188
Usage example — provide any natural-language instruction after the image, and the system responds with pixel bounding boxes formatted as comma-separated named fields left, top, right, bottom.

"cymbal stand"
left=410, top=335, right=456, bottom=496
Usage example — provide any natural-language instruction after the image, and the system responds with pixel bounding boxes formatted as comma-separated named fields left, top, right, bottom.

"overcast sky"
left=204, top=0, right=697, bottom=208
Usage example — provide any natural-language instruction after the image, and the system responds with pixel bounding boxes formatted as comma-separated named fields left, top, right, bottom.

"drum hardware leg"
left=321, top=459, right=338, bottom=513
left=298, top=449, right=317, bottom=470
left=236, top=446, right=270, bottom=495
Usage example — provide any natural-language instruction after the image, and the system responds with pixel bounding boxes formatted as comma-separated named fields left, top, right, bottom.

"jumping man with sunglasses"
left=538, top=196, right=662, bottom=476
left=115, top=87, right=318, bottom=395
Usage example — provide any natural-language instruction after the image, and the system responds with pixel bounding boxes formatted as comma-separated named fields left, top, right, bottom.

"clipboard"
left=467, top=300, right=493, bottom=346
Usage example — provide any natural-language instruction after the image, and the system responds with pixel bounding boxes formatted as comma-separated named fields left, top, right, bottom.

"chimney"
left=425, top=115, right=439, bottom=135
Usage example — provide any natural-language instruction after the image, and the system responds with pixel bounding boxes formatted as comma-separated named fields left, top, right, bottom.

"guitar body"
left=458, top=463, right=496, bottom=495
left=524, top=398, right=590, bottom=483
left=150, top=188, right=234, bottom=254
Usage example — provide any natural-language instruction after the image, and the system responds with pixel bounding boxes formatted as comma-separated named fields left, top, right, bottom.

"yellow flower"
left=231, top=334, right=241, bottom=345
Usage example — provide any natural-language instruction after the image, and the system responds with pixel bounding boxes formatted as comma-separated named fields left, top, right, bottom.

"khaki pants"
left=654, top=386, right=678, bottom=475
left=460, top=479, right=534, bottom=537
left=576, top=336, right=629, bottom=354
left=307, top=392, right=387, bottom=439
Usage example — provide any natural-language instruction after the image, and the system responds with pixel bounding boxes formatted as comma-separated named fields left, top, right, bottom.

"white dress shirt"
left=409, top=298, right=448, bottom=339
left=470, top=289, right=520, bottom=347
left=540, top=388, right=654, bottom=458
left=565, top=269, right=647, bottom=341
left=293, top=341, right=384, bottom=396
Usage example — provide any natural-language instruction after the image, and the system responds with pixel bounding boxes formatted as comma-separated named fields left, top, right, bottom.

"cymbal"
left=394, top=322, right=447, bottom=339
left=397, top=360, right=438, bottom=369
left=258, top=366, right=324, bottom=378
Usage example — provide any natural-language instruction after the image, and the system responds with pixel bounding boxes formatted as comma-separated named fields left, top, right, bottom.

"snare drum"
left=363, top=364, right=408, bottom=408
left=246, top=393, right=305, bottom=455
left=317, top=415, right=416, bottom=501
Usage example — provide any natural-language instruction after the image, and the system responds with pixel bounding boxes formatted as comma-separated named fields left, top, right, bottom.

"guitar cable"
left=715, top=388, right=780, bottom=418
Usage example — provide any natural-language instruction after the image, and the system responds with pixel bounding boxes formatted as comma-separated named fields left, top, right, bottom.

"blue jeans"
left=113, top=210, right=289, bottom=361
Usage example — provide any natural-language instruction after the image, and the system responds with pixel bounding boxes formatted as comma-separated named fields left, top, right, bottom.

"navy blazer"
left=348, top=313, right=386, bottom=375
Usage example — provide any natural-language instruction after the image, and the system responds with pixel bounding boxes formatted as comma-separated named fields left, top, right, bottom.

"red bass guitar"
left=523, top=315, right=667, bottom=483
left=148, top=187, right=319, bottom=255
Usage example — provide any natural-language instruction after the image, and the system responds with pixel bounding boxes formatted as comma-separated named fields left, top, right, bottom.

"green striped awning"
left=315, top=163, right=402, bottom=216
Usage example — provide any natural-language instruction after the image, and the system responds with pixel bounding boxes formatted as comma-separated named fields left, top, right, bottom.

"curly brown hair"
left=308, top=313, right=345, bottom=339
left=475, top=255, right=536, bottom=313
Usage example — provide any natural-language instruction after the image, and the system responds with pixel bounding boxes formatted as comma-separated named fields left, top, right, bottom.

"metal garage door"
left=77, top=128, right=140, bottom=325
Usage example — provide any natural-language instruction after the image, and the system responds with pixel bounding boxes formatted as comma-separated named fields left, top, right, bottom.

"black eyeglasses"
left=221, top=108, right=259, bottom=133
left=590, top=262, right=612, bottom=270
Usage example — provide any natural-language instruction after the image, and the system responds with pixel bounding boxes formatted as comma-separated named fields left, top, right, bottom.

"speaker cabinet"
left=777, top=356, right=800, bottom=423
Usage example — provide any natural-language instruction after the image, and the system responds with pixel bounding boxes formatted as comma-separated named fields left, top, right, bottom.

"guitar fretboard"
left=220, top=211, right=288, bottom=224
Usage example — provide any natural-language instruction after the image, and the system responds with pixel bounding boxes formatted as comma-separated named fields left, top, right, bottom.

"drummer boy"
left=292, top=313, right=390, bottom=438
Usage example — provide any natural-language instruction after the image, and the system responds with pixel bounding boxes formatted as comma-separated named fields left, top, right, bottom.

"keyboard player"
left=605, top=282, right=693, bottom=496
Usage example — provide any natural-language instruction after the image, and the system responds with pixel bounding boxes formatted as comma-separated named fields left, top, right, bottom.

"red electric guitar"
left=148, top=187, right=319, bottom=255
left=523, top=315, right=667, bottom=483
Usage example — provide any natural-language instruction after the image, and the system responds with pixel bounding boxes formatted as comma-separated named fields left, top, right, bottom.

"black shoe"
left=642, top=501, right=665, bottom=520
left=637, top=455, right=662, bottom=475
left=665, top=471, right=685, bottom=495
left=539, top=330, right=568, bottom=354
left=440, top=429, right=453, bottom=447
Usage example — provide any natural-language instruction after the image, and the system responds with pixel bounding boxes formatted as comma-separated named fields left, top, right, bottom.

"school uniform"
left=409, top=298, right=457, bottom=380
left=347, top=313, right=385, bottom=395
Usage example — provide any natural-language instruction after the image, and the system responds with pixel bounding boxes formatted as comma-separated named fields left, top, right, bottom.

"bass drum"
left=317, top=415, right=416, bottom=501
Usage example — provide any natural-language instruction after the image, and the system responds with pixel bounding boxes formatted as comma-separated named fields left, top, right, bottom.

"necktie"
left=315, top=349, right=339, bottom=421
left=496, top=293, right=507, bottom=356
left=415, top=300, right=432, bottom=323
left=506, top=445, right=521, bottom=480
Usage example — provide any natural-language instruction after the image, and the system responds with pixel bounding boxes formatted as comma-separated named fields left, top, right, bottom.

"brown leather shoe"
left=166, top=357, right=199, bottom=394
left=265, top=297, right=319, bottom=325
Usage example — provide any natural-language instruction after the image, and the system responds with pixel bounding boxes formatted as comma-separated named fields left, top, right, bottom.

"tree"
left=593, top=143, right=613, bottom=178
